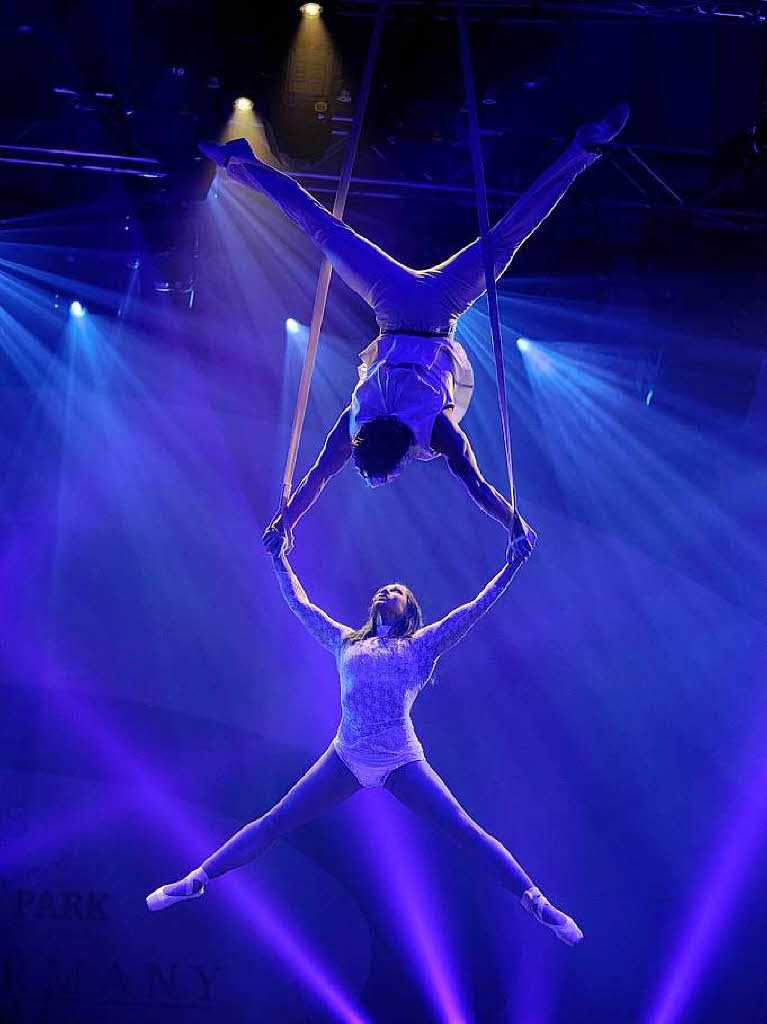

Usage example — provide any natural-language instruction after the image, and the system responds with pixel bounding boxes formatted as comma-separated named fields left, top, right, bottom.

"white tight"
left=227, top=141, right=596, bottom=336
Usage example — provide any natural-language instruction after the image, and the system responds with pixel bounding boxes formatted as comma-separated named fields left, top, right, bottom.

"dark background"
left=0, top=3, right=765, bottom=1023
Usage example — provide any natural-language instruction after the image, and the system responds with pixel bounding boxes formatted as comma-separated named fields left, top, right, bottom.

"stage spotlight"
left=235, top=96, right=253, bottom=112
left=285, top=317, right=301, bottom=334
left=516, top=337, right=532, bottom=352
left=300, top=3, right=322, bottom=17
left=70, top=300, right=86, bottom=318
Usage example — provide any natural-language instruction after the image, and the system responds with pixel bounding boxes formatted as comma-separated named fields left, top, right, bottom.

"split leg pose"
left=199, top=105, right=628, bottom=549
left=147, top=517, right=583, bottom=946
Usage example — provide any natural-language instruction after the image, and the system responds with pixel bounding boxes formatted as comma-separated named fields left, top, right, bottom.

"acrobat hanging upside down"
left=199, top=103, right=628, bottom=550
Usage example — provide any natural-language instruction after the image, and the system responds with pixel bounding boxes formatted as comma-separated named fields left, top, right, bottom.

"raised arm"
left=263, top=406, right=353, bottom=551
left=414, top=519, right=535, bottom=661
left=270, top=547, right=352, bottom=655
left=430, top=412, right=513, bottom=530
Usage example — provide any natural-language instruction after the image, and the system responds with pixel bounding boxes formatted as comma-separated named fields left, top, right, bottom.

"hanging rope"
left=456, top=0, right=517, bottom=510
left=280, top=1, right=388, bottom=510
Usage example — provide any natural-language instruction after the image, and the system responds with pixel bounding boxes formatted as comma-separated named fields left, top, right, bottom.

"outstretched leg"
left=422, top=105, right=629, bottom=322
left=385, top=757, right=533, bottom=895
left=147, top=745, right=360, bottom=909
left=385, top=758, right=582, bottom=944
left=206, top=141, right=420, bottom=317
left=203, top=745, right=361, bottom=877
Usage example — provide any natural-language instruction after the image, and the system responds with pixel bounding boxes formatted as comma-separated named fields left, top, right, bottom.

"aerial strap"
left=456, top=0, right=517, bottom=508
left=280, top=1, right=388, bottom=509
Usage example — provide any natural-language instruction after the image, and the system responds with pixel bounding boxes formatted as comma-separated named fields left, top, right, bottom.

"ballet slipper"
left=146, top=866, right=209, bottom=912
left=521, top=885, right=583, bottom=946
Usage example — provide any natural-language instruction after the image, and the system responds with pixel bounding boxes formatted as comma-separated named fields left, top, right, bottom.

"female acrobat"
left=147, top=516, right=583, bottom=946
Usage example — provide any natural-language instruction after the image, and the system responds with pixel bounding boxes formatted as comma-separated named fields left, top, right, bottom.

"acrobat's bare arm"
left=263, top=406, right=353, bottom=550
left=430, top=411, right=514, bottom=530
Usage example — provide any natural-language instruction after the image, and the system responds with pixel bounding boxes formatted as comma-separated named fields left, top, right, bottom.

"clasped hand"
left=262, top=514, right=294, bottom=557
left=507, top=510, right=537, bottom=564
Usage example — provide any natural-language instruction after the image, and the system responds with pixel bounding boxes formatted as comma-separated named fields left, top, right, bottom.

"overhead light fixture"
left=234, top=96, right=253, bottom=112
left=300, top=3, right=322, bottom=17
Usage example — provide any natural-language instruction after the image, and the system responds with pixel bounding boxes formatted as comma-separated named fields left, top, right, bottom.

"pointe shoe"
left=146, top=866, right=209, bottom=912
left=521, top=885, right=583, bottom=946
left=575, top=102, right=630, bottom=152
left=198, top=137, right=256, bottom=168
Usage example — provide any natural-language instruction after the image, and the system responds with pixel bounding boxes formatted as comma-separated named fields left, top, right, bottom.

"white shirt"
left=349, top=331, right=475, bottom=461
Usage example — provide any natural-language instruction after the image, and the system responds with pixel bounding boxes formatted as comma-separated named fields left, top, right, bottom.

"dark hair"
left=351, top=416, right=415, bottom=481
left=344, top=583, right=424, bottom=647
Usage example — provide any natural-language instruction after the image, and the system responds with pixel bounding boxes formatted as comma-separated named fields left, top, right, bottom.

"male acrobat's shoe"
left=575, top=102, right=630, bottom=151
left=198, top=137, right=256, bottom=168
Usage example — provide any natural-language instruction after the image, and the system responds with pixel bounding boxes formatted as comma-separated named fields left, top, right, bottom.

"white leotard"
left=349, top=332, right=475, bottom=461
left=274, top=561, right=514, bottom=782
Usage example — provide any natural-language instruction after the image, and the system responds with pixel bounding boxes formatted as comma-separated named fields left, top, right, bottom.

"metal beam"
left=336, top=0, right=767, bottom=23
left=0, top=144, right=764, bottom=232
left=0, top=145, right=167, bottom=179
left=291, top=170, right=767, bottom=230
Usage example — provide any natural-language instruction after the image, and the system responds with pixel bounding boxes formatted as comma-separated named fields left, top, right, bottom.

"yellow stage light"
left=300, top=3, right=322, bottom=17
left=234, top=96, right=253, bottom=112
